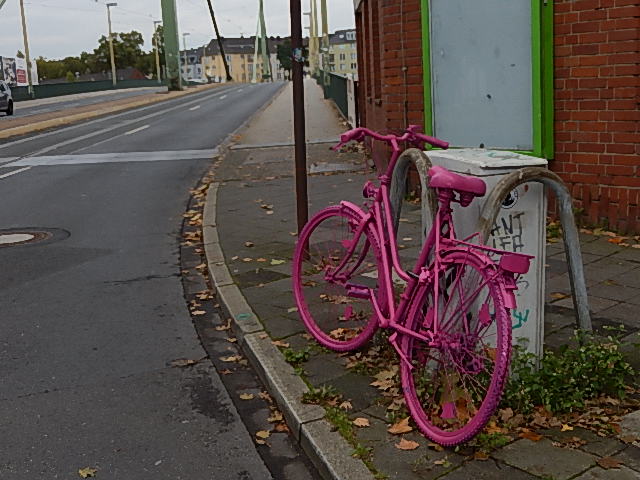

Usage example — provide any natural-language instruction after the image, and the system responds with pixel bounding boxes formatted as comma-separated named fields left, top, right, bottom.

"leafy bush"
left=502, top=330, right=635, bottom=413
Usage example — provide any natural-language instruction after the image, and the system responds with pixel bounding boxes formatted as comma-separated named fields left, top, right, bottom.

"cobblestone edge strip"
left=203, top=182, right=374, bottom=480
left=0, top=84, right=220, bottom=140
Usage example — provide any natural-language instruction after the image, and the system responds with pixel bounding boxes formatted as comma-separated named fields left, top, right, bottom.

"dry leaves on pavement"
left=395, top=438, right=419, bottom=450
left=388, top=417, right=413, bottom=435
left=353, top=418, right=370, bottom=428
left=597, top=457, right=623, bottom=469
left=78, top=467, right=98, bottom=478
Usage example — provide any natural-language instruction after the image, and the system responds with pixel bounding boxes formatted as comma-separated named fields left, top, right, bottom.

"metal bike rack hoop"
left=476, top=167, right=592, bottom=332
left=390, top=148, right=438, bottom=238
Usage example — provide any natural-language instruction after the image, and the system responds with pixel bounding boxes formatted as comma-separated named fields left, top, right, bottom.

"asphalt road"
left=3, top=86, right=167, bottom=119
left=0, top=82, right=314, bottom=479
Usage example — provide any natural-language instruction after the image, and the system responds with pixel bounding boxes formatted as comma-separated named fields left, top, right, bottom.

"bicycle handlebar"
left=332, top=126, right=449, bottom=151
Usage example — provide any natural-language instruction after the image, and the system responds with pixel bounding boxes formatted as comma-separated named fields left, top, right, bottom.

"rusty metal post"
left=476, top=167, right=592, bottom=332
left=390, top=148, right=438, bottom=239
left=290, top=0, right=308, bottom=233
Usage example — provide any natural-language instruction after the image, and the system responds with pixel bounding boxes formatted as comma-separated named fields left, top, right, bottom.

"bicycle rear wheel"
left=292, top=205, right=382, bottom=351
left=400, top=250, right=511, bottom=446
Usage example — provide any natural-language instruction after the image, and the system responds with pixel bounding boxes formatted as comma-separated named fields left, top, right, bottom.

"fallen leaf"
left=245, top=241, right=254, bottom=247
left=220, top=355, right=242, bottom=362
left=266, top=211, right=274, bottom=215
left=257, top=258, right=267, bottom=262
left=474, top=451, right=489, bottom=460
left=550, top=292, right=570, bottom=300
left=353, top=417, right=370, bottom=428
left=402, top=237, right=413, bottom=241
left=271, top=259, right=285, bottom=265
left=519, top=430, right=543, bottom=442
left=427, top=442, right=445, bottom=452
left=191, top=310, right=206, bottom=316
left=267, top=411, right=283, bottom=423
left=227, top=338, right=238, bottom=343
left=239, top=393, right=254, bottom=400
left=170, top=358, right=203, bottom=367
left=271, top=340, right=290, bottom=348
left=256, top=430, right=271, bottom=439
left=388, top=417, right=413, bottom=435
left=597, top=457, right=623, bottom=469
left=339, top=401, right=353, bottom=410
left=242, top=258, right=253, bottom=262
left=395, top=438, right=419, bottom=450
left=620, top=435, right=638, bottom=444
left=561, top=424, right=574, bottom=432
left=499, top=407, right=514, bottom=422
left=78, top=467, right=98, bottom=478
left=287, top=307, right=298, bottom=313
left=231, top=256, right=239, bottom=261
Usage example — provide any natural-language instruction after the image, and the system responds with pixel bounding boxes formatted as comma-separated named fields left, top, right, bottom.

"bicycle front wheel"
left=292, top=205, right=383, bottom=351
left=400, top=250, right=511, bottom=446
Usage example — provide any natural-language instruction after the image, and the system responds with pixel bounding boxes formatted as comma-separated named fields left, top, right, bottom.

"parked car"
left=0, top=80, right=14, bottom=116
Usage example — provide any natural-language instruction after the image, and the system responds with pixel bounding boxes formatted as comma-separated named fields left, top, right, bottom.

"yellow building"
left=201, top=37, right=286, bottom=83
left=327, top=29, right=358, bottom=77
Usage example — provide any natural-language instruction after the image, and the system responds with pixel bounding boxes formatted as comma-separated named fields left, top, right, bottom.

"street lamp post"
left=182, top=32, right=190, bottom=82
left=106, top=2, right=118, bottom=87
left=18, top=0, right=34, bottom=97
left=153, top=20, right=162, bottom=84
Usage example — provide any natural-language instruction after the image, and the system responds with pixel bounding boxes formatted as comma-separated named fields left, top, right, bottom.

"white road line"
left=189, top=105, right=201, bottom=111
left=5, top=149, right=219, bottom=167
left=0, top=166, right=31, bottom=179
left=124, top=125, right=150, bottom=135
left=0, top=85, right=242, bottom=152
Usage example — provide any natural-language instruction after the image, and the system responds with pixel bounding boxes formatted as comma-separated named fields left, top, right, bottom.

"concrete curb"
left=203, top=182, right=374, bottom=480
left=0, top=84, right=220, bottom=140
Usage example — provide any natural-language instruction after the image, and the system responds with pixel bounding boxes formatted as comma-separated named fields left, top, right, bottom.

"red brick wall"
left=553, top=0, right=639, bottom=232
left=355, top=1, right=639, bottom=231
left=356, top=0, right=425, bottom=171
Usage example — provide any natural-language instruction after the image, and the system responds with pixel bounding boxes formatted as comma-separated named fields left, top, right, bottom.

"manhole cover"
left=0, top=228, right=68, bottom=247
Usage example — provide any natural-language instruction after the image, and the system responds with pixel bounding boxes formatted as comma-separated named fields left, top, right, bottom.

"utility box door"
left=429, top=0, right=533, bottom=150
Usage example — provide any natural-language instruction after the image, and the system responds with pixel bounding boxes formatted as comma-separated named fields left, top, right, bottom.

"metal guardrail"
left=11, top=79, right=162, bottom=102
left=390, top=148, right=592, bottom=332
left=314, top=70, right=349, bottom=118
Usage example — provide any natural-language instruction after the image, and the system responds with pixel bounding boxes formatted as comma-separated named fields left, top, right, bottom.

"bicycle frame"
left=327, top=139, right=513, bottom=364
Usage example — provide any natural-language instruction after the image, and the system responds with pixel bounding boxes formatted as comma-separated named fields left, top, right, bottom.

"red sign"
left=16, top=68, right=26, bottom=84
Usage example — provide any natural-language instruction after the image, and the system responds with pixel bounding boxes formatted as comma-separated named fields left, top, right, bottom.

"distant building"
left=180, top=46, right=206, bottom=82
left=327, top=29, right=357, bottom=77
left=199, top=36, right=287, bottom=83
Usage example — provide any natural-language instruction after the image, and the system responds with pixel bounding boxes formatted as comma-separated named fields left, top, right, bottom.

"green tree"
left=65, top=71, right=76, bottom=82
left=92, top=30, right=146, bottom=71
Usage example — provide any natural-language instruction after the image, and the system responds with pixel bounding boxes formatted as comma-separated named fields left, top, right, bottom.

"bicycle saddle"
left=428, top=165, right=486, bottom=197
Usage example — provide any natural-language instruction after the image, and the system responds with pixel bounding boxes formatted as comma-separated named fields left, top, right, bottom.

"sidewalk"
left=204, top=80, right=640, bottom=479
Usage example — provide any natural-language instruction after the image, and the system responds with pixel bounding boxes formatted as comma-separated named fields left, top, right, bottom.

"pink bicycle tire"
left=400, top=250, right=511, bottom=446
left=292, top=205, right=382, bottom=352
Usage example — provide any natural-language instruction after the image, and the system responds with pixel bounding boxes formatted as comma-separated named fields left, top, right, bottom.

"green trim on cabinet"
left=420, top=0, right=553, bottom=158
left=542, top=0, right=555, bottom=160
left=421, top=0, right=434, bottom=137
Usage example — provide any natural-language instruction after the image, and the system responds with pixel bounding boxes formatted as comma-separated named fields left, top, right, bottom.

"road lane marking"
left=124, top=125, right=150, bottom=135
left=0, top=166, right=31, bottom=179
left=4, top=149, right=219, bottom=166
left=189, top=105, right=201, bottom=111
left=0, top=84, right=244, bottom=152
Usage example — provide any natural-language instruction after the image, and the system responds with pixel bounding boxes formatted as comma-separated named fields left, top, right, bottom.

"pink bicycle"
left=292, top=126, right=532, bottom=445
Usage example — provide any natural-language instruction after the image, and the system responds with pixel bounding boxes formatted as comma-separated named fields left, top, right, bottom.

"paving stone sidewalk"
left=208, top=80, right=640, bottom=480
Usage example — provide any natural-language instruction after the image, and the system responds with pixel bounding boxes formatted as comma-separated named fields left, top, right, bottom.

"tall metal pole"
left=290, top=0, right=308, bottom=232
left=18, top=0, right=33, bottom=97
left=153, top=20, right=162, bottom=84
left=161, top=0, right=182, bottom=91
left=106, top=3, right=118, bottom=87
left=205, top=0, right=232, bottom=82
left=182, top=32, right=190, bottom=81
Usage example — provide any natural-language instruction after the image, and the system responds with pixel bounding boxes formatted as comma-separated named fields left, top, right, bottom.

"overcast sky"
left=0, top=0, right=356, bottom=60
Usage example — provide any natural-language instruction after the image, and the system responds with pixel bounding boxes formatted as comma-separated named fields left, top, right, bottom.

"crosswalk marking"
left=0, top=149, right=219, bottom=167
